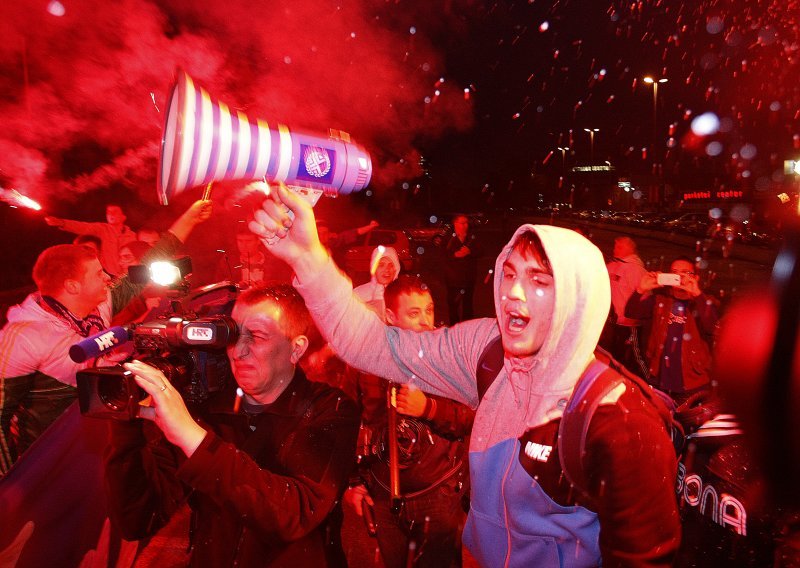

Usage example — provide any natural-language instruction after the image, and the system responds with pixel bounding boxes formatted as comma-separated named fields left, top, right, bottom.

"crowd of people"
left=1, top=188, right=798, bottom=567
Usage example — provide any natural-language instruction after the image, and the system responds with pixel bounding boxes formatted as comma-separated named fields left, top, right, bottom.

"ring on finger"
left=160, top=383, right=167, bottom=392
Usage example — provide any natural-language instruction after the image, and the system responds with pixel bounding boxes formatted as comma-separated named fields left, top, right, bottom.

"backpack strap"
left=557, top=357, right=622, bottom=497
left=476, top=339, right=681, bottom=498
left=558, top=347, right=684, bottom=499
left=596, top=346, right=684, bottom=452
left=476, top=335, right=504, bottom=401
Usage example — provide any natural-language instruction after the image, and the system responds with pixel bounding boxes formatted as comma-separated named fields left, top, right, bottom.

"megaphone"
left=157, top=70, right=372, bottom=205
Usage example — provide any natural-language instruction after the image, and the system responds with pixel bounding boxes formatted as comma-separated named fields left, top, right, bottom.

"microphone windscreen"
left=69, top=326, right=130, bottom=363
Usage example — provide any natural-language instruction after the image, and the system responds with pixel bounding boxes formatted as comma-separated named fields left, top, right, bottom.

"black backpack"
left=475, top=337, right=683, bottom=496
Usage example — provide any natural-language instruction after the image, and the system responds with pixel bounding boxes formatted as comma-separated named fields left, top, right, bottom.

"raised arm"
left=167, top=199, right=213, bottom=243
left=45, top=216, right=102, bottom=236
left=247, top=184, right=491, bottom=407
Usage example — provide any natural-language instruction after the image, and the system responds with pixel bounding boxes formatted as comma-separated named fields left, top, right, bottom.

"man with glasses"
left=625, top=255, right=720, bottom=405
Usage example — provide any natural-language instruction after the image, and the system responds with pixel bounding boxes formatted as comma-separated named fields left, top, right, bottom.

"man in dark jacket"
left=104, top=283, right=360, bottom=567
left=344, top=275, right=474, bottom=567
left=444, top=214, right=480, bottom=324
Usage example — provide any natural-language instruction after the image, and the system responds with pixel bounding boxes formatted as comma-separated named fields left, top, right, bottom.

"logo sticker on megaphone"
left=157, top=70, right=372, bottom=206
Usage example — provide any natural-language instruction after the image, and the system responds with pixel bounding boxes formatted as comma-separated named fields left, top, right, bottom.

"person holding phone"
left=624, top=255, right=720, bottom=405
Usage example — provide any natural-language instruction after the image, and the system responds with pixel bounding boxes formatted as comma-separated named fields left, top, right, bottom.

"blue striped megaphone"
left=157, top=70, right=372, bottom=205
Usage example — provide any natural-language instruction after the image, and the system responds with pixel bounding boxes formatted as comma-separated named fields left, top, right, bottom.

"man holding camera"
left=624, top=255, right=720, bottom=405
left=104, top=283, right=360, bottom=566
left=0, top=200, right=211, bottom=475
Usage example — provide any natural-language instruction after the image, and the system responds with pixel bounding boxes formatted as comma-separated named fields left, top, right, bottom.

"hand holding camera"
left=639, top=270, right=702, bottom=298
left=123, top=359, right=207, bottom=458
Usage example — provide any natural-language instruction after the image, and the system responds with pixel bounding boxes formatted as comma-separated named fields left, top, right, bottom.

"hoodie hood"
left=369, top=246, right=400, bottom=279
left=353, top=246, right=401, bottom=317
left=492, top=224, right=611, bottom=395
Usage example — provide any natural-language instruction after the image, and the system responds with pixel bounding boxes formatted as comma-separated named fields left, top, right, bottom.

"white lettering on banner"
left=93, top=331, right=117, bottom=352
left=524, top=441, right=552, bottom=462
left=677, top=463, right=747, bottom=535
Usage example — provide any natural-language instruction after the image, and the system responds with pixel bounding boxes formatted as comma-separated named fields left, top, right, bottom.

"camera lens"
left=98, top=374, right=143, bottom=411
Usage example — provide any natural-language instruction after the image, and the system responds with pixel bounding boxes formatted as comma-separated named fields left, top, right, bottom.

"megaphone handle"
left=262, top=186, right=323, bottom=246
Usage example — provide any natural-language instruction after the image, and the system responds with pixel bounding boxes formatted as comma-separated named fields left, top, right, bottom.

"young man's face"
left=106, top=206, right=126, bottom=226
left=386, top=290, right=434, bottom=332
left=77, top=257, right=111, bottom=308
left=228, top=299, right=301, bottom=404
left=375, top=256, right=398, bottom=286
left=498, top=247, right=555, bottom=357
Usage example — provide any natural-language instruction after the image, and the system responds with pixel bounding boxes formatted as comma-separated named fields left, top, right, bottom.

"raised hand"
left=248, top=183, right=329, bottom=279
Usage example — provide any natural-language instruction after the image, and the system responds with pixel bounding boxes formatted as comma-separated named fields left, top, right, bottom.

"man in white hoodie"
left=249, top=184, right=680, bottom=567
left=0, top=200, right=211, bottom=474
left=353, top=245, right=400, bottom=318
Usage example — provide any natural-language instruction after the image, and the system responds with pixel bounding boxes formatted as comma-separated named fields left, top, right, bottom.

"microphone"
left=69, top=326, right=132, bottom=363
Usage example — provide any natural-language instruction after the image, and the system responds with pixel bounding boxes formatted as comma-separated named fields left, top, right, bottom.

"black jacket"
left=104, top=369, right=360, bottom=567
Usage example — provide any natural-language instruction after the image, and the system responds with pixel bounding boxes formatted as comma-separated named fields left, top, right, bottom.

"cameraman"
left=104, top=284, right=361, bottom=566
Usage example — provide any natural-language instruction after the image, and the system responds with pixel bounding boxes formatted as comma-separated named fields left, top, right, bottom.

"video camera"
left=75, top=258, right=240, bottom=420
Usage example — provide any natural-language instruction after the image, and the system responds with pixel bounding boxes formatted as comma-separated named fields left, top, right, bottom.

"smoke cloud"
left=0, top=0, right=476, bottom=206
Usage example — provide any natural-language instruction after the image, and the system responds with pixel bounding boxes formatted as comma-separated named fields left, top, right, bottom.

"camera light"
left=150, top=261, right=183, bottom=286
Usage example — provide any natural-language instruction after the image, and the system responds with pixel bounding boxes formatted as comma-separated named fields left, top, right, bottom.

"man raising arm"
left=249, top=184, right=680, bottom=567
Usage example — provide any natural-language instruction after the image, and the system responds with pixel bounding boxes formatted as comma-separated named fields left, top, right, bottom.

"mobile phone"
left=657, top=273, right=681, bottom=287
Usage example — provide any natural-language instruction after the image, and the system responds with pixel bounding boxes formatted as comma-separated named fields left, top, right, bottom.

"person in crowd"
left=317, top=218, right=380, bottom=268
left=217, top=225, right=292, bottom=288
left=344, top=275, right=474, bottom=568
left=625, top=255, right=720, bottom=406
left=353, top=246, right=401, bottom=317
left=45, top=203, right=137, bottom=277
left=0, top=201, right=211, bottom=474
left=604, top=236, right=648, bottom=377
left=444, top=214, right=480, bottom=324
left=136, top=227, right=161, bottom=247
left=117, top=241, right=154, bottom=276
left=317, top=219, right=380, bottom=251
left=247, top=183, right=681, bottom=567
left=72, top=234, right=103, bottom=258
left=104, top=283, right=361, bottom=566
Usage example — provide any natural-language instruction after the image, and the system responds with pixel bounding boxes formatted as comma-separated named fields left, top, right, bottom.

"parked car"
left=663, top=212, right=714, bottom=236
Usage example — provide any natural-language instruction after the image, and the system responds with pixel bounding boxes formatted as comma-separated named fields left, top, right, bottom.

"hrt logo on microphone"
left=93, top=330, right=119, bottom=352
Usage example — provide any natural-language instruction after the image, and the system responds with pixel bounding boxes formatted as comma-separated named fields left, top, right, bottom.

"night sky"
left=0, top=0, right=798, bottom=285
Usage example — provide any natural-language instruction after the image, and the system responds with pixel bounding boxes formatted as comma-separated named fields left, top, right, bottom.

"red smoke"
left=0, top=0, right=475, bottom=205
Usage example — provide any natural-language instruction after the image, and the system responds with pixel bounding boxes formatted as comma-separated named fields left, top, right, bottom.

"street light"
left=643, top=76, right=668, bottom=157
left=557, top=146, right=570, bottom=203
left=583, top=129, right=599, bottom=163
left=557, top=146, right=570, bottom=170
